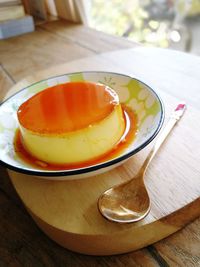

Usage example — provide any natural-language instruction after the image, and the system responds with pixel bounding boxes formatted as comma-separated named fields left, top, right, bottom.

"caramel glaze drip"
left=15, top=104, right=138, bottom=171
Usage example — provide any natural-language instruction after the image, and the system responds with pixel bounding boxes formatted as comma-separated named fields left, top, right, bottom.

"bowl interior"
left=0, top=72, right=163, bottom=177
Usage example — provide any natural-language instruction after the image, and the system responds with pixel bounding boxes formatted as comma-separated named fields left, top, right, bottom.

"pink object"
left=175, top=103, right=186, bottom=111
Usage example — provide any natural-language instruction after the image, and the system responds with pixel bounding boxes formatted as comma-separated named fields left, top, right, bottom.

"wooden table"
left=1, top=20, right=200, bottom=266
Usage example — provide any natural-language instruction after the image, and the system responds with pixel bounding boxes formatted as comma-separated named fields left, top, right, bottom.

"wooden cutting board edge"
left=8, top=171, right=200, bottom=255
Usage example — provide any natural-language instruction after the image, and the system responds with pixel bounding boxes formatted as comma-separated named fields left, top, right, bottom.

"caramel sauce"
left=14, top=104, right=138, bottom=171
left=17, top=81, right=118, bottom=134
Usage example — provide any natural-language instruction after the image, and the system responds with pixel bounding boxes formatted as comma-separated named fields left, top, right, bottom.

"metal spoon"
left=98, top=103, right=186, bottom=223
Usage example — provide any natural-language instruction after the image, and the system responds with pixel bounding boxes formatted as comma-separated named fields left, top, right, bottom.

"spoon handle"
left=140, top=103, right=186, bottom=175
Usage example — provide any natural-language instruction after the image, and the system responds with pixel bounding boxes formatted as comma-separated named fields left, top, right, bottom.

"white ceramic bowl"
left=0, top=71, right=164, bottom=180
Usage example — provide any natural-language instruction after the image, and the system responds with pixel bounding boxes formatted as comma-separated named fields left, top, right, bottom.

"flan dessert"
left=17, top=81, right=126, bottom=165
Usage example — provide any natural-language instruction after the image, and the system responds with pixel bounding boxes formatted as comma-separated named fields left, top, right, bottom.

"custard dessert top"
left=17, top=81, right=119, bottom=134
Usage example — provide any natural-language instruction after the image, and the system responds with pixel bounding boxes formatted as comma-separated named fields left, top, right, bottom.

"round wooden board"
left=6, top=47, right=200, bottom=255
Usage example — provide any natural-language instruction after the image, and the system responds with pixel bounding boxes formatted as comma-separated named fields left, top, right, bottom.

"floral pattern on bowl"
left=0, top=71, right=164, bottom=180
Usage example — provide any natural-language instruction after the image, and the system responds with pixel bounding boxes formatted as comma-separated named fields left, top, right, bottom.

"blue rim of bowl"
left=0, top=71, right=165, bottom=177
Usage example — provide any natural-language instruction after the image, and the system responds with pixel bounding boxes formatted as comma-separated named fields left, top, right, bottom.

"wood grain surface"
left=1, top=19, right=200, bottom=266
left=0, top=20, right=137, bottom=83
left=6, top=47, right=200, bottom=256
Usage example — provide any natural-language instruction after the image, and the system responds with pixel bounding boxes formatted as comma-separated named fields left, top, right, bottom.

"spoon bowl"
left=98, top=172, right=151, bottom=223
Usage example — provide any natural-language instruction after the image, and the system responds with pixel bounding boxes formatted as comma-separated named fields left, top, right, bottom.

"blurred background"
left=89, top=0, right=200, bottom=55
left=1, top=0, right=200, bottom=55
